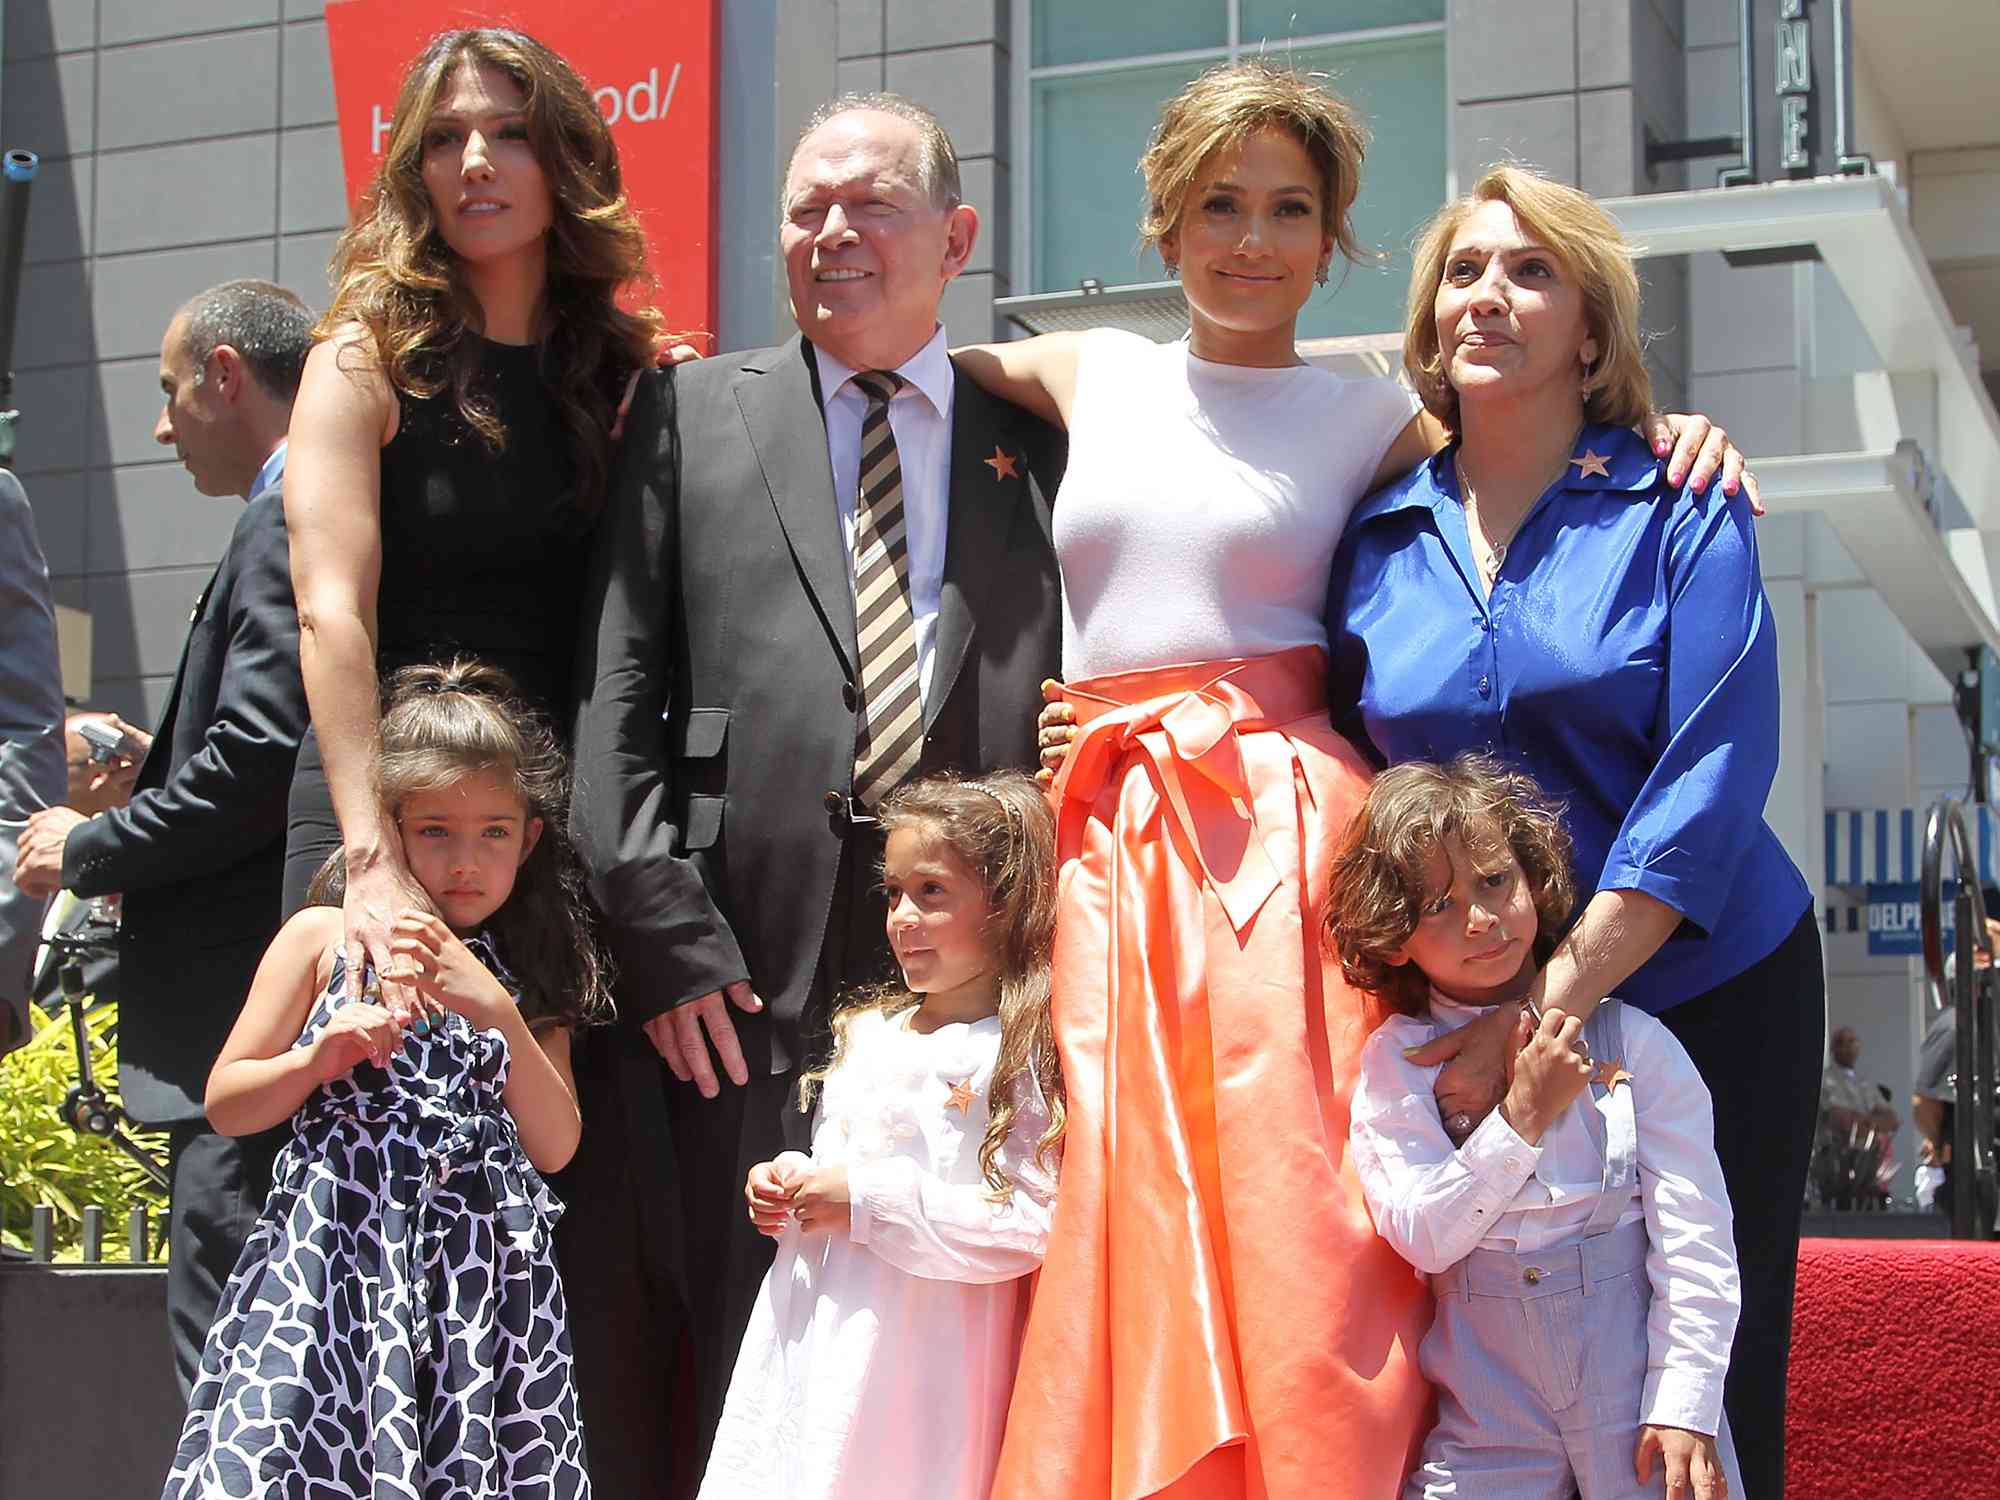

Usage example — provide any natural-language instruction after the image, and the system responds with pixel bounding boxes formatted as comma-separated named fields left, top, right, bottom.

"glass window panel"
left=1033, top=0, right=1225, bottom=69
left=1288, top=35, right=1447, bottom=339
left=1032, top=60, right=1210, bottom=294
left=1240, top=1, right=1444, bottom=45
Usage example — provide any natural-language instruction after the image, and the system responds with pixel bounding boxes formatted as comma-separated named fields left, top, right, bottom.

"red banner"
left=323, top=0, right=717, bottom=334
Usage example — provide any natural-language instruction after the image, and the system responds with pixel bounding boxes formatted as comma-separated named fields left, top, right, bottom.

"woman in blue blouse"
left=1326, top=165, right=1821, bottom=1498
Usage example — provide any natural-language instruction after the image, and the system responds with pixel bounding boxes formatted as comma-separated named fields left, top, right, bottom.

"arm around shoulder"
left=950, top=331, right=1086, bottom=430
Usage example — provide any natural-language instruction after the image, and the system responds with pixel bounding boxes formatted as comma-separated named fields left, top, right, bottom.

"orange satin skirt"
left=992, top=647, right=1432, bottom=1500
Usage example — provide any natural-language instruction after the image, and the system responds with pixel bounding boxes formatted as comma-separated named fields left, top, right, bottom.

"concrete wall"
left=6, top=0, right=344, bottom=725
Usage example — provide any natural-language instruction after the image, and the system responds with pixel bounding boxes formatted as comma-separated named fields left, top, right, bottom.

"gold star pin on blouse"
left=1592, top=1057, right=1633, bottom=1092
left=1569, top=449, right=1612, bottom=480
left=946, top=1078, right=978, bottom=1113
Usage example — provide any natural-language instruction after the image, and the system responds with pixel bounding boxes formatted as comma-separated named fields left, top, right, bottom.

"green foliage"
left=0, top=1000, right=168, bottom=1261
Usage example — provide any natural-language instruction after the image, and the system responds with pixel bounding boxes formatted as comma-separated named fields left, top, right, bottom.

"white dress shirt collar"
left=811, top=325, right=954, bottom=421
left=250, top=439, right=288, bottom=499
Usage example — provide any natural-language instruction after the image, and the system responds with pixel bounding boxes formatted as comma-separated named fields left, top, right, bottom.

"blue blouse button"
left=1478, top=675, right=1491, bottom=696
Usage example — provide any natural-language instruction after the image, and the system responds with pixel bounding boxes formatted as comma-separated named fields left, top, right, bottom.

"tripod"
left=43, top=923, right=169, bottom=1194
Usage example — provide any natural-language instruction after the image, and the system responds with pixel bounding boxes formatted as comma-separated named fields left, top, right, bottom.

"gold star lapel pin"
left=946, top=1078, right=978, bottom=1114
left=983, top=446, right=1019, bottom=481
left=1592, top=1057, right=1633, bottom=1093
left=1570, top=449, right=1612, bottom=480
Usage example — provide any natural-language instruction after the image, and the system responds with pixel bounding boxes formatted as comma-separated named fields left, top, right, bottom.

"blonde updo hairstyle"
left=1403, top=163, right=1652, bottom=436
left=1139, top=59, right=1371, bottom=276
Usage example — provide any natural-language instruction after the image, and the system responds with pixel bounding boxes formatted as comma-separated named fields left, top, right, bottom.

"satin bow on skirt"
left=994, top=645, right=1432, bottom=1500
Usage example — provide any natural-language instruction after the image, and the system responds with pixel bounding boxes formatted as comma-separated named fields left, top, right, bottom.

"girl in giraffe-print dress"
left=164, top=662, right=612, bottom=1500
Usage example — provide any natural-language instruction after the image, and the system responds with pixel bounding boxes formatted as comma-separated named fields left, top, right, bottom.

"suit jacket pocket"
left=670, top=706, right=729, bottom=759
left=670, top=706, right=729, bottom=835
left=682, top=794, right=724, bottom=852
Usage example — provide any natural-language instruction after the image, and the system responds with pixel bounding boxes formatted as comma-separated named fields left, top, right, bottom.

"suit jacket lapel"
left=931, top=366, right=1029, bottom=729
left=735, top=337, right=856, bottom=677
left=142, top=484, right=254, bottom=793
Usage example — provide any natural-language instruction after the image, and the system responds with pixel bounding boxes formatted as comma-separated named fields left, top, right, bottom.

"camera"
left=75, top=717, right=130, bottom=766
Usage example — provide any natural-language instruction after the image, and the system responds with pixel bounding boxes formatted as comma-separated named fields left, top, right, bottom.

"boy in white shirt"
left=1328, top=753, right=1743, bottom=1500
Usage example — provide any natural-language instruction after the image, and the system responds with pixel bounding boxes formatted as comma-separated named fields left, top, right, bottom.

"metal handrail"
left=1918, top=800, right=1997, bottom=1238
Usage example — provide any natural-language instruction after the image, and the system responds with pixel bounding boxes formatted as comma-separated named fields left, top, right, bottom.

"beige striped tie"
left=849, top=370, right=923, bottom=807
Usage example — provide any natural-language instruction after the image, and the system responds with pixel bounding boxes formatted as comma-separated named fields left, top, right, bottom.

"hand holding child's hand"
left=1636, top=1424, right=1728, bottom=1500
left=388, top=912, right=513, bottom=1031
left=788, top=1165, right=852, bottom=1238
left=745, top=1152, right=812, bottom=1239
left=310, top=1001, right=406, bottom=1082
left=1498, top=1006, right=1593, bottom=1145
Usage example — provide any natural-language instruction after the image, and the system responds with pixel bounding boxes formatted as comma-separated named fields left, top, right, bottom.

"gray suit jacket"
left=573, top=336, right=1065, bottom=1074
left=0, top=470, right=67, bottom=1049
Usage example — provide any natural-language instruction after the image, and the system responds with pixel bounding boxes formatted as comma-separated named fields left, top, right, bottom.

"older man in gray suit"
left=568, top=93, right=1064, bottom=1493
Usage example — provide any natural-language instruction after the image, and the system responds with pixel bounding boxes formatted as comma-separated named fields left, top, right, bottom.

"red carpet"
left=1788, top=1237, right=2000, bottom=1496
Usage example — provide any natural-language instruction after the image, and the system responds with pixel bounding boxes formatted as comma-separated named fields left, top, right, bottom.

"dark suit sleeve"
left=0, top=471, right=65, bottom=1018
left=571, top=369, right=749, bottom=1026
left=62, top=494, right=307, bottom=896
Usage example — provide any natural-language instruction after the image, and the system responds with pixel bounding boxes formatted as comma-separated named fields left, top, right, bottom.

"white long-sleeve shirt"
left=700, top=1006, right=1056, bottom=1500
left=1350, top=994, right=1741, bottom=1437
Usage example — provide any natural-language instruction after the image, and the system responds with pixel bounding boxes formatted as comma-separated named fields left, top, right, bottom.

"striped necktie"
left=849, top=370, right=924, bottom=807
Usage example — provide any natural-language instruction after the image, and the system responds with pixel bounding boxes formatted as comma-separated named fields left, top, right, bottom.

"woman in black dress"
left=281, top=33, right=663, bottom=1487
left=283, top=27, right=657, bottom=953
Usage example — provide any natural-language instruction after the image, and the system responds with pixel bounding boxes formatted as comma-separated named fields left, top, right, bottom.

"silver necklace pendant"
left=1482, top=540, right=1506, bottom=580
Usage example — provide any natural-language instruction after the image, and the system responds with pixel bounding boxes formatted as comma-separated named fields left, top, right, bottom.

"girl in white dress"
left=697, top=770, right=1064, bottom=1500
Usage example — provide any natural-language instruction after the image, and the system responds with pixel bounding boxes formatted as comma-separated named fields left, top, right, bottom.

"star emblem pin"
left=983, top=446, right=1019, bottom=481
left=946, top=1078, right=978, bottom=1114
left=1592, top=1057, right=1633, bottom=1092
left=1570, top=449, right=1612, bottom=480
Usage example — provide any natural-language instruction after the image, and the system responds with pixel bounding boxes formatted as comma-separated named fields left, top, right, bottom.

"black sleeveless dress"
left=281, top=338, right=595, bottom=910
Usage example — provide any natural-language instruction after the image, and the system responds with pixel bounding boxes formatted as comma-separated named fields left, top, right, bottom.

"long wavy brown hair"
left=318, top=27, right=661, bottom=515
left=799, top=772, right=1065, bottom=1199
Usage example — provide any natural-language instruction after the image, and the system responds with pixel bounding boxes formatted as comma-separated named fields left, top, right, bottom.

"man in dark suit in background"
left=14, top=279, right=313, bottom=1392
left=569, top=94, right=1064, bottom=1492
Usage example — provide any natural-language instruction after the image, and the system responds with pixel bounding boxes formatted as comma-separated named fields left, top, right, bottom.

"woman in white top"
left=955, top=61, right=1743, bottom=1500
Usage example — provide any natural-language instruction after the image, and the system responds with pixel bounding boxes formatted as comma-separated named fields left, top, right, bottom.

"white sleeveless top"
left=1054, top=329, right=1418, bottom=679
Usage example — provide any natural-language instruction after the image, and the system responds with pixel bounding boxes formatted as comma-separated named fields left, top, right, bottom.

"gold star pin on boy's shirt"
left=983, top=446, right=1019, bottom=481
left=1570, top=449, right=1612, bottom=480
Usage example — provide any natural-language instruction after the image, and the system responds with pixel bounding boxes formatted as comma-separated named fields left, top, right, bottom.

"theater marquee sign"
left=1721, top=0, right=1872, bottom=184
left=324, top=0, right=719, bottom=333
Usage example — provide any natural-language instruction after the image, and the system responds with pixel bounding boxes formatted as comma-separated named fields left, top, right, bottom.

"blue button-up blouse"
left=1325, top=422, right=1811, bottom=1016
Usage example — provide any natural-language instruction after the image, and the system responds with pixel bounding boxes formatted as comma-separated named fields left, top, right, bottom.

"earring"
left=1315, top=263, right=1329, bottom=288
left=1165, top=262, right=1180, bottom=280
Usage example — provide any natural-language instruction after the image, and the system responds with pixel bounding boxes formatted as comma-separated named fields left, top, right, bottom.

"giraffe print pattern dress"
left=161, top=941, right=588, bottom=1500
